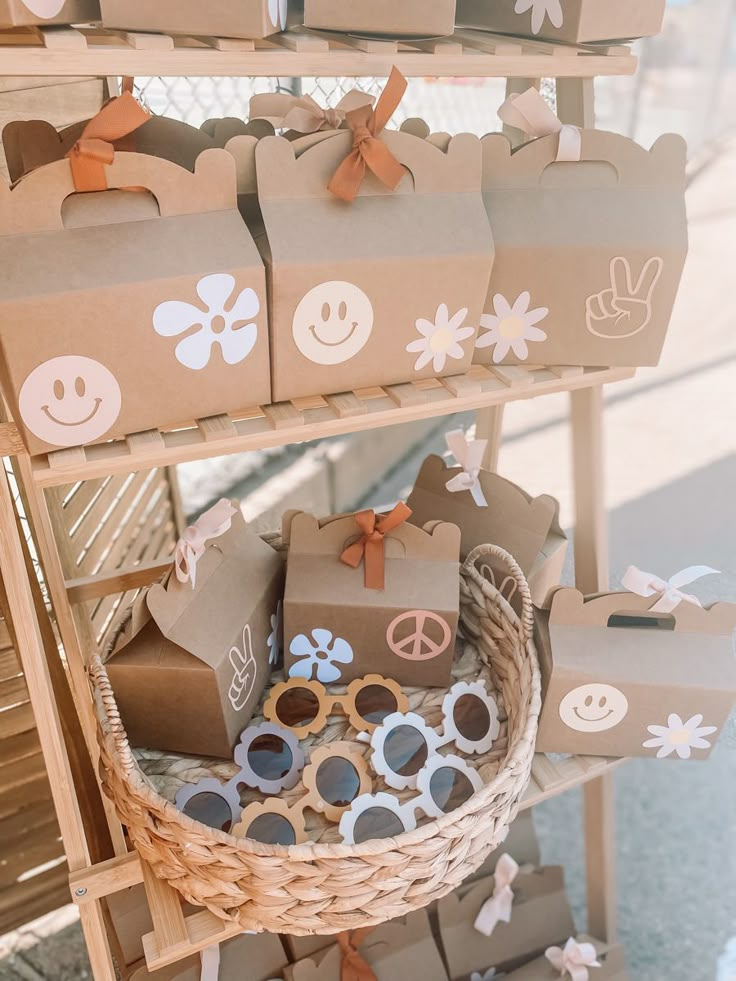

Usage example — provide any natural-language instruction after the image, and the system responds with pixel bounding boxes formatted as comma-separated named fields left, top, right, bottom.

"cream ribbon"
left=621, top=564, right=720, bottom=613
left=174, top=498, right=238, bottom=589
left=545, top=938, right=601, bottom=981
left=497, top=86, right=582, bottom=162
left=200, top=943, right=221, bottom=981
left=445, top=429, right=489, bottom=508
left=473, top=853, right=519, bottom=936
left=249, top=89, right=375, bottom=134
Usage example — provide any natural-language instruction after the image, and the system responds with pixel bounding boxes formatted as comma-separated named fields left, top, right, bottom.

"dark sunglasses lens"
left=354, top=685, right=398, bottom=725
left=248, top=734, right=294, bottom=781
left=315, top=757, right=361, bottom=808
left=246, top=813, right=297, bottom=846
left=275, top=687, right=321, bottom=728
left=353, top=807, right=405, bottom=844
left=429, top=766, right=476, bottom=813
left=453, top=694, right=491, bottom=742
left=182, top=792, right=233, bottom=833
left=383, top=724, right=428, bottom=777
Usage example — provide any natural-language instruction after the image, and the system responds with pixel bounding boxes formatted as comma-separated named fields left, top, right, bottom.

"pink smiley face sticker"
left=19, top=356, right=122, bottom=448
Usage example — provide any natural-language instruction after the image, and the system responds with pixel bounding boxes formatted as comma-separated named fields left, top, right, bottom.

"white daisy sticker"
left=514, top=0, right=564, bottom=35
left=288, top=629, right=354, bottom=683
left=406, top=304, right=474, bottom=373
left=475, top=292, right=548, bottom=363
left=643, top=713, right=717, bottom=760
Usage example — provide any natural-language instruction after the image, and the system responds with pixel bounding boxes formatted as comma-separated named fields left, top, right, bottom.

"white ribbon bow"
left=445, top=429, right=488, bottom=508
left=545, top=938, right=601, bottom=981
left=473, top=853, right=519, bottom=936
left=497, top=86, right=582, bottom=162
left=249, top=89, right=375, bottom=134
left=621, top=564, right=720, bottom=614
left=174, top=498, right=238, bottom=589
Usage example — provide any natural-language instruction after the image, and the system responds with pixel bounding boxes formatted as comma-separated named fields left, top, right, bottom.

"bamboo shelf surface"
left=0, top=24, right=637, bottom=77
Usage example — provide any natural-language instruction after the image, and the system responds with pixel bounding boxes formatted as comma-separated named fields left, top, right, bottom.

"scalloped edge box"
left=99, top=0, right=286, bottom=39
left=505, top=936, right=629, bottom=980
left=304, top=0, right=456, bottom=37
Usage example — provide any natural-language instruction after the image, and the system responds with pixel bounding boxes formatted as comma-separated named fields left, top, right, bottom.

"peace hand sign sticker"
left=387, top=610, right=452, bottom=662
left=228, top=624, right=257, bottom=711
left=586, top=256, right=663, bottom=340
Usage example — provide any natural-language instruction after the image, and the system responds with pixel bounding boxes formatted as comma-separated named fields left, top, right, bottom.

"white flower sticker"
left=267, top=601, right=283, bottom=666
left=406, top=304, right=474, bottom=373
left=471, top=971, right=501, bottom=981
left=288, top=629, right=354, bottom=683
left=514, top=0, right=563, bottom=35
left=268, top=0, right=287, bottom=29
left=475, top=292, right=548, bottom=363
left=21, top=0, right=65, bottom=17
left=153, top=274, right=259, bottom=371
left=643, top=713, right=717, bottom=760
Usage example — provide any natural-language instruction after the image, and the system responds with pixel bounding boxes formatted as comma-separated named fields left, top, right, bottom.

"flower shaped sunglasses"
left=339, top=755, right=483, bottom=844
left=232, top=743, right=372, bottom=846
left=263, top=674, right=409, bottom=739
left=174, top=722, right=305, bottom=833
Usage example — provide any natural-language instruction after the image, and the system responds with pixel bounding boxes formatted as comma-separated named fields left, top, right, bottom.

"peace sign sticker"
left=585, top=255, right=664, bottom=340
left=386, top=610, right=452, bottom=662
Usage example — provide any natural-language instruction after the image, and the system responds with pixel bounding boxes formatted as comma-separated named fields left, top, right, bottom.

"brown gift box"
left=0, top=150, right=270, bottom=456
left=0, top=0, right=98, bottom=27
left=406, top=451, right=567, bottom=607
left=535, top=587, right=736, bottom=759
left=129, top=931, right=289, bottom=980
left=107, top=509, right=284, bottom=758
left=303, top=0, right=456, bottom=37
left=283, top=510, right=461, bottom=688
left=457, top=0, right=665, bottom=44
left=100, top=0, right=287, bottom=39
left=251, top=130, right=493, bottom=402
left=438, top=866, right=575, bottom=978
left=285, top=908, right=448, bottom=981
left=474, top=130, right=687, bottom=370
left=505, top=936, right=629, bottom=980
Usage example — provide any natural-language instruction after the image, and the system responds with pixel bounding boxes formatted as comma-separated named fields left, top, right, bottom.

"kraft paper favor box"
left=283, top=510, right=461, bottom=688
left=505, top=937, right=629, bottom=980
left=0, top=0, right=99, bottom=27
left=475, top=130, right=687, bottom=370
left=100, top=0, right=287, bottom=39
left=407, top=454, right=567, bottom=607
left=285, top=908, right=448, bottom=981
left=106, top=511, right=284, bottom=758
left=457, top=0, right=665, bottom=44
left=535, top=588, right=736, bottom=759
left=129, top=932, right=289, bottom=981
left=0, top=150, right=270, bottom=456
left=251, top=130, right=493, bottom=402
left=438, top=866, right=575, bottom=978
left=304, top=0, right=456, bottom=37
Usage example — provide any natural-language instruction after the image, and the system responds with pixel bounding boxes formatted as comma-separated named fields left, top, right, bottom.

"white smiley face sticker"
left=21, top=0, right=66, bottom=17
left=19, top=356, right=122, bottom=448
left=292, top=281, right=374, bottom=365
left=558, top=683, right=629, bottom=733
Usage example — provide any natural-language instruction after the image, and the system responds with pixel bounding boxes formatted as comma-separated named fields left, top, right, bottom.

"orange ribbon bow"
left=67, top=88, right=151, bottom=192
left=327, top=66, right=408, bottom=203
left=340, top=502, right=412, bottom=591
left=337, top=929, right=376, bottom=981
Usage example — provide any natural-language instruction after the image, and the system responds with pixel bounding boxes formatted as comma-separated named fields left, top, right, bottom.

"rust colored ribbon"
left=340, top=502, right=412, bottom=591
left=328, top=66, right=408, bottom=202
left=337, top=929, right=376, bottom=981
left=67, top=89, right=150, bottom=192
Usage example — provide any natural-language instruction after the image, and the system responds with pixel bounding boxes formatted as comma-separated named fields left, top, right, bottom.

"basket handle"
left=461, top=543, right=535, bottom=647
left=88, top=654, right=138, bottom=772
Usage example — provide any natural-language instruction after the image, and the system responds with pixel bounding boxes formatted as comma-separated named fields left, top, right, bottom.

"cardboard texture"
left=248, top=130, right=493, bottom=402
left=505, top=937, right=629, bottom=980
left=535, top=588, right=736, bottom=759
left=438, top=866, right=575, bottom=977
left=285, top=908, right=449, bottom=981
left=0, top=150, right=271, bottom=455
left=129, top=931, right=289, bottom=981
left=100, top=0, right=288, bottom=38
left=0, top=0, right=98, bottom=27
left=106, top=511, right=284, bottom=758
left=475, top=130, right=687, bottom=369
left=406, top=454, right=567, bottom=606
left=303, top=0, right=456, bottom=36
left=283, top=510, right=461, bottom=687
left=457, top=0, right=665, bottom=43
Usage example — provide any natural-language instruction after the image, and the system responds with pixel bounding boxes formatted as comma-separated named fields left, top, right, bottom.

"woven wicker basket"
left=89, top=542, right=541, bottom=935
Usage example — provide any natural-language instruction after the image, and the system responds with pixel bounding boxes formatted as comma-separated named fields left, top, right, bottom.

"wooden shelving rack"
left=0, top=28, right=635, bottom=979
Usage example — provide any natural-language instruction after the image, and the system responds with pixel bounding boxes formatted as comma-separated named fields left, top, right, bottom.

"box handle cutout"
left=607, top=611, right=676, bottom=631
